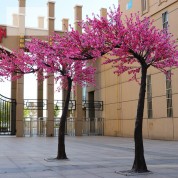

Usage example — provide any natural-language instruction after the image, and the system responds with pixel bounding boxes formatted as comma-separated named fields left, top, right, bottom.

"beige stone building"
left=88, top=0, right=178, bottom=140
left=1, top=0, right=178, bottom=140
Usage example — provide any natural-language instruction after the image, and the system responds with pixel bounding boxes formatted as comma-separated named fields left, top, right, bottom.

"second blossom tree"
left=0, top=30, right=99, bottom=159
left=81, top=7, right=178, bottom=172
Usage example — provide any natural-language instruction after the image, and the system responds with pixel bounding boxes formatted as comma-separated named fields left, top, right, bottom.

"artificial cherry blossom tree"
left=84, top=8, right=178, bottom=172
left=0, top=30, right=97, bottom=159
left=65, top=6, right=178, bottom=172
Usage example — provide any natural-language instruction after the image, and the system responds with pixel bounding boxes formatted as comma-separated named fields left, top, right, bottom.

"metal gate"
left=0, top=94, right=16, bottom=135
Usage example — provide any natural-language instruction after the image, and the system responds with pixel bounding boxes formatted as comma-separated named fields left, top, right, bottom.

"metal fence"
left=23, top=117, right=104, bottom=137
left=0, top=94, right=16, bottom=135
left=82, top=118, right=104, bottom=136
left=67, top=117, right=75, bottom=136
left=24, top=117, right=46, bottom=136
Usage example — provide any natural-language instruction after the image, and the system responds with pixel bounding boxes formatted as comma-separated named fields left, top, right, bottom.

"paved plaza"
left=0, top=136, right=178, bottom=178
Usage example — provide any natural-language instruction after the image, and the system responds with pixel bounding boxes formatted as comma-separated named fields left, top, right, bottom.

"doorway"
left=88, top=91, right=95, bottom=133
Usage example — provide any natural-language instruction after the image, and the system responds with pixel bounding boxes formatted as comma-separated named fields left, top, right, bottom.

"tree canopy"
left=0, top=5, right=178, bottom=171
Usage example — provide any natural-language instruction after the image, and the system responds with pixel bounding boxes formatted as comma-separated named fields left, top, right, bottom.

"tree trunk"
left=56, top=77, right=72, bottom=159
left=132, top=66, right=148, bottom=172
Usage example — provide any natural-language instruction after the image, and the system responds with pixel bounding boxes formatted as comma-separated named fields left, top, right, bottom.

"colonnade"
left=10, top=0, right=107, bottom=137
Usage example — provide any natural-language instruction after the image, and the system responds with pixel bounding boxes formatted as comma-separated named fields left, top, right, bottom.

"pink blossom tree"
left=61, top=6, right=178, bottom=172
left=83, top=8, right=178, bottom=172
left=0, top=30, right=98, bottom=159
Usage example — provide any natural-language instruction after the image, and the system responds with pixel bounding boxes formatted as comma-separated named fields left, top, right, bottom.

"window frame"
left=162, top=11, right=168, bottom=29
left=141, top=0, right=149, bottom=14
left=166, top=71, right=173, bottom=118
left=147, top=75, right=153, bottom=119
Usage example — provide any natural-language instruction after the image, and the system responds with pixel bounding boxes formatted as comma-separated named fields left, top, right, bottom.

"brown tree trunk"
left=56, top=77, right=72, bottom=159
left=132, top=66, right=148, bottom=172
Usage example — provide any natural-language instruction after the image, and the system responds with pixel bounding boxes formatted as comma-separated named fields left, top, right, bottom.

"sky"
left=0, top=0, right=118, bottom=99
left=1, top=0, right=118, bottom=29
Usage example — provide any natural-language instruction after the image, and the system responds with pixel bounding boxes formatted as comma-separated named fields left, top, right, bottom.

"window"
left=166, top=71, right=173, bottom=117
left=162, top=11, right=168, bottom=29
left=147, top=75, right=153, bottom=118
left=142, top=0, right=147, bottom=12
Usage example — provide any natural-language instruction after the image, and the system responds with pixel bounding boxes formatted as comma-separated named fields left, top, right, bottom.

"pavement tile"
left=0, top=136, right=178, bottom=178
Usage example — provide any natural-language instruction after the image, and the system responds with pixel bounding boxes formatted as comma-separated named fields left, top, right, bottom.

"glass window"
left=162, top=11, right=168, bottom=29
left=166, top=71, right=173, bottom=117
left=147, top=75, right=153, bottom=118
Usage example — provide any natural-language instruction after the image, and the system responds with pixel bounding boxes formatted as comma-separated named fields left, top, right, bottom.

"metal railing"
left=54, top=117, right=75, bottom=136
left=23, top=117, right=104, bottom=137
left=0, top=94, right=16, bottom=135
left=54, top=117, right=60, bottom=137
left=82, top=118, right=104, bottom=136
left=67, top=117, right=75, bottom=136
left=24, top=117, right=46, bottom=136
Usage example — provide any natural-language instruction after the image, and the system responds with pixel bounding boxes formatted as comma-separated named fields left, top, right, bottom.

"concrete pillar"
left=19, top=0, right=26, bottom=9
left=12, top=14, right=19, bottom=26
left=11, top=13, right=18, bottom=133
left=38, top=16, right=44, bottom=29
left=37, top=16, right=44, bottom=126
left=16, top=0, right=26, bottom=137
left=11, top=79, right=17, bottom=100
left=62, top=18, right=69, bottom=31
left=16, top=77, right=24, bottom=136
left=46, top=1, right=55, bottom=136
left=73, top=5, right=83, bottom=136
left=37, top=71, right=43, bottom=119
left=36, top=16, right=44, bottom=132
left=100, top=8, right=107, bottom=18
left=61, top=18, right=69, bottom=121
left=74, top=5, right=82, bottom=34
left=18, top=0, right=25, bottom=48
left=46, top=74, right=54, bottom=136
left=47, top=1, right=55, bottom=34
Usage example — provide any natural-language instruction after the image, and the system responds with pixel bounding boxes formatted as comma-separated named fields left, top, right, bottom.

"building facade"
left=1, top=0, right=178, bottom=140
left=87, top=0, right=178, bottom=140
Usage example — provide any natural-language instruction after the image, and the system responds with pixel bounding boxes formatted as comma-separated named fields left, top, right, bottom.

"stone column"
left=61, top=18, right=70, bottom=119
left=62, top=18, right=69, bottom=31
left=11, top=80, right=17, bottom=100
left=16, top=0, right=26, bottom=137
left=11, top=13, right=18, bottom=133
left=37, top=16, right=44, bottom=132
left=62, top=18, right=70, bottom=132
left=73, top=5, right=83, bottom=136
left=37, top=71, right=43, bottom=135
left=12, top=14, right=19, bottom=26
left=74, top=5, right=82, bottom=34
left=38, top=16, right=44, bottom=29
left=61, top=18, right=69, bottom=98
left=46, top=1, right=55, bottom=136
left=16, top=77, right=24, bottom=137
left=100, top=8, right=107, bottom=18
left=34, top=16, right=45, bottom=136
left=36, top=4, right=45, bottom=135
left=11, top=15, right=18, bottom=100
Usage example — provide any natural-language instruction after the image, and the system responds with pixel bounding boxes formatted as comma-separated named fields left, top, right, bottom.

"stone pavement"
left=0, top=136, right=178, bottom=178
